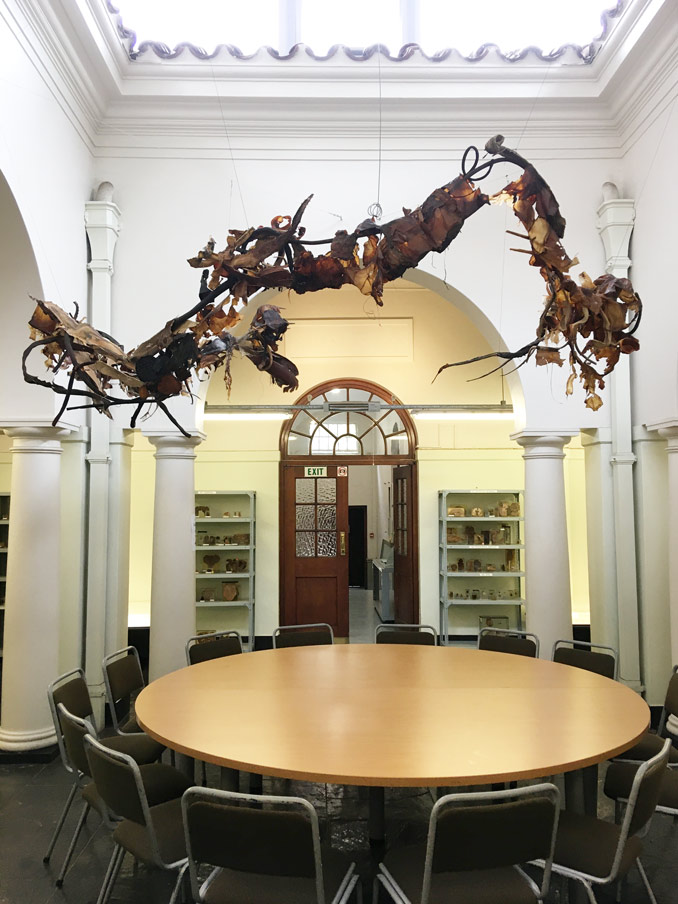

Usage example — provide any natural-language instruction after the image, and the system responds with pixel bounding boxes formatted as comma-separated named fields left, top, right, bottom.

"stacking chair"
left=102, top=645, right=146, bottom=735
left=551, top=639, right=618, bottom=679
left=186, top=630, right=243, bottom=665
left=44, top=668, right=164, bottom=884
left=605, top=754, right=678, bottom=825
left=375, top=783, right=559, bottom=904
left=84, top=733, right=191, bottom=904
left=375, top=623, right=437, bottom=645
left=181, top=786, right=361, bottom=903
left=273, top=623, right=334, bottom=648
left=55, top=703, right=188, bottom=892
left=478, top=627, right=540, bottom=658
left=613, top=664, right=678, bottom=765
left=540, top=737, right=672, bottom=904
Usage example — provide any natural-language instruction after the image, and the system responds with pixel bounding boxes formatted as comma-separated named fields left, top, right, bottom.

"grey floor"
left=0, top=591, right=676, bottom=904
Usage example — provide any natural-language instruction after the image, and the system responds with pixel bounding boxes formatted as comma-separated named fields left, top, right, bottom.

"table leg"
left=173, top=752, right=196, bottom=781
left=369, top=786, right=385, bottom=845
left=249, top=773, right=263, bottom=794
left=564, top=765, right=598, bottom=816
left=220, top=767, right=239, bottom=792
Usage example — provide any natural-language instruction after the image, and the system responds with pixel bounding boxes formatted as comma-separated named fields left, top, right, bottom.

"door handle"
left=340, top=531, right=346, bottom=556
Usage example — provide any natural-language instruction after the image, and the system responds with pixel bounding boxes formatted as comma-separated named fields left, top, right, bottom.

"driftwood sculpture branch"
left=23, top=136, right=641, bottom=434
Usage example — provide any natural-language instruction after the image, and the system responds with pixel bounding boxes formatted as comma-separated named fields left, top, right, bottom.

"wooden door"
left=393, top=463, right=419, bottom=624
left=281, top=465, right=349, bottom=636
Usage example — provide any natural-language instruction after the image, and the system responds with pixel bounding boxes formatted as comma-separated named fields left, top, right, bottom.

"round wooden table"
left=136, top=644, right=649, bottom=788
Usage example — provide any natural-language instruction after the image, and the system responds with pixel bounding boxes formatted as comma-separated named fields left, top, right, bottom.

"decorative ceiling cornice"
left=105, top=0, right=627, bottom=65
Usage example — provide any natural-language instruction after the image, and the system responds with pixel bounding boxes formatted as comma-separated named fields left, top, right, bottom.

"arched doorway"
left=279, top=379, right=419, bottom=637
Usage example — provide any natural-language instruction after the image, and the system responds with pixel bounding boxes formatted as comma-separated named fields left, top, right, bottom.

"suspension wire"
left=210, top=62, right=249, bottom=225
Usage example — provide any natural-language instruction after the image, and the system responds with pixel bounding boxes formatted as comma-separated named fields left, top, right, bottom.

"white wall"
left=0, top=5, right=93, bottom=424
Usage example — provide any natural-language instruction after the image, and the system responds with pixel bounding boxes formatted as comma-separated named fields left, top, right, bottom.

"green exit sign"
left=304, top=466, right=327, bottom=477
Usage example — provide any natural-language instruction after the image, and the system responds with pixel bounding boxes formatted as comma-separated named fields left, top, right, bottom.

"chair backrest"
left=478, top=628, right=540, bottom=658
left=608, top=737, right=672, bottom=882
left=102, top=646, right=144, bottom=732
left=273, top=624, right=334, bottom=649
left=84, top=733, right=150, bottom=827
left=56, top=702, right=97, bottom=780
left=48, top=668, right=95, bottom=773
left=658, top=664, right=678, bottom=736
left=552, top=639, right=617, bottom=679
left=182, top=786, right=324, bottom=903
left=186, top=631, right=243, bottom=665
left=375, top=624, right=437, bottom=646
left=421, top=783, right=560, bottom=904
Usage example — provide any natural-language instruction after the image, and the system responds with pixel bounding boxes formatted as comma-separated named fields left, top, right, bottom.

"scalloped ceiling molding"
left=106, top=0, right=626, bottom=65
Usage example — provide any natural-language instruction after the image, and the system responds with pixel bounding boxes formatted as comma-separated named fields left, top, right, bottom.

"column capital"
left=580, top=427, right=612, bottom=448
left=596, top=194, right=635, bottom=278
left=147, top=432, right=205, bottom=459
left=2, top=424, right=70, bottom=453
left=511, top=430, right=578, bottom=458
left=647, top=420, right=678, bottom=451
left=84, top=198, right=121, bottom=271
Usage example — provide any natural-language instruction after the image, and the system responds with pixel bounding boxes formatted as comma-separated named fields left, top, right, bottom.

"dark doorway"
left=348, top=506, right=367, bottom=588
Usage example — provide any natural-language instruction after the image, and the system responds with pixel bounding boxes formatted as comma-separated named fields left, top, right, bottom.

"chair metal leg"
left=168, top=862, right=189, bottom=904
left=96, top=844, right=125, bottom=904
left=581, top=879, right=598, bottom=904
left=636, top=858, right=658, bottom=904
left=55, top=800, right=90, bottom=886
left=43, top=782, right=78, bottom=863
left=372, top=875, right=380, bottom=903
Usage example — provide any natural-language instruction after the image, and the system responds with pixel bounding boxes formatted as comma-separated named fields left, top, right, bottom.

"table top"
left=136, top=644, right=649, bottom=787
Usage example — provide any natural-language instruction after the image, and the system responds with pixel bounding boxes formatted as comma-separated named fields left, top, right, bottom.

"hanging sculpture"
left=23, top=135, right=641, bottom=435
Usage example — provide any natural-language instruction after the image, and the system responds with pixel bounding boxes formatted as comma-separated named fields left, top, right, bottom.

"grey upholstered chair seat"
left=118, top=713, right=142, bottom=733
left=104, top=732, right=163, bottom=763
left=199, top=846, right=355, bottom=904
left=552, top=810, right=642, bottom=879
left=113, top=798, right=186, bottom=867
left=617, top=732, right=678, bottom=764
left=380, top=847, right=540, bottom=904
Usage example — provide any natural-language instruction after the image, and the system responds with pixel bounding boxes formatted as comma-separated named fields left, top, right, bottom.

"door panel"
left=282, top=465, right=349, bottom=636
left=393, top=463, right=419, bottom=624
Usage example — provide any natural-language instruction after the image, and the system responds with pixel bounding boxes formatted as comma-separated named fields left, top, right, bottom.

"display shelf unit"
left=194, top=491, right=255, bottom=650
left=0, top=493, right=8, bottom=667
left=439, top=489, right=525, bottom=644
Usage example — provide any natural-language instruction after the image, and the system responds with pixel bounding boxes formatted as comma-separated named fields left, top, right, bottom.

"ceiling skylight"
left=109, top=0, right=626, bottom=62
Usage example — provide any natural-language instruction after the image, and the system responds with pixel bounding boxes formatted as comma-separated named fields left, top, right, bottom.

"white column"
left=147, top=433, right=203, bottom=680
left=106, top=428, right=134, bottom=654
left=633, top=427, right=671, bottom=704
left=83, top=187, right=122, bottom=715
left=59, top=427, right=89, bottom=673
left=512, top=431, right=577, bottom=656
left=647, top=422, right=678, bottom=666
left=0, top=427, right=66, bottom=750
left=581, top=429, right=618, bottom=645
left=595, top=186, right=642, bottom=690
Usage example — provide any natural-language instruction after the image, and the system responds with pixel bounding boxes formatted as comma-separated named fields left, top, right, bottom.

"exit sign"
left=304, top=466, right=327, bottom=477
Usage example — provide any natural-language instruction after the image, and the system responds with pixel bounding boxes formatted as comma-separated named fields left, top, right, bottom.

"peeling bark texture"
left=435, top=136, right=641, bottom=411
left=22, top=136, right=641, bottom=433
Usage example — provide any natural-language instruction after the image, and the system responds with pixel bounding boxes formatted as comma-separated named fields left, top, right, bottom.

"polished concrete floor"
left=1, top=592, right=676, bottom=903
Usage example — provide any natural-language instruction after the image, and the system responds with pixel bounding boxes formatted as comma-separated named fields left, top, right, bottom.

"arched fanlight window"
left=281, top=380, right=416, bottom=460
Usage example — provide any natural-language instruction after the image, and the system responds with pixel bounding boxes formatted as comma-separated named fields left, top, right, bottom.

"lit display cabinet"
left=439, top=489, right=525, bottom=644
left=194, top=491, right=255, bottom=649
